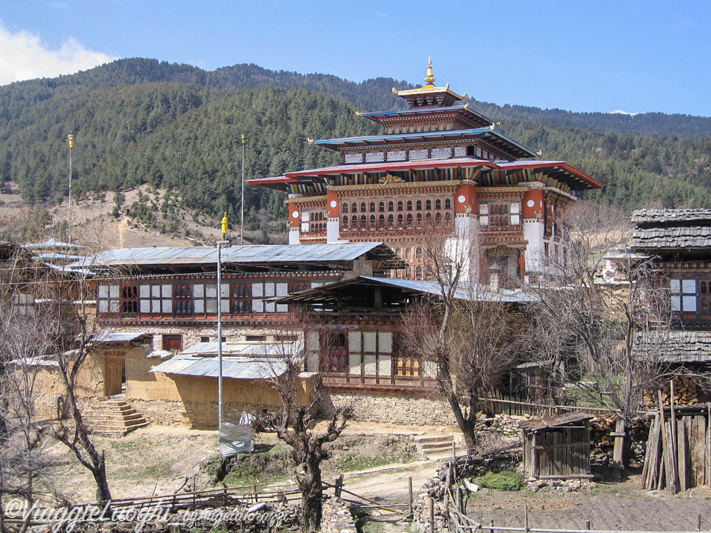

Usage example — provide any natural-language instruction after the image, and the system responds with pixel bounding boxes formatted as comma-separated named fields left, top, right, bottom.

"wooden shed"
left=521, top=412, right=593, bottom=479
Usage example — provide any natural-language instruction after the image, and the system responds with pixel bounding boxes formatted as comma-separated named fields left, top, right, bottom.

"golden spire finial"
left=424, top=57, right=436, bottom=86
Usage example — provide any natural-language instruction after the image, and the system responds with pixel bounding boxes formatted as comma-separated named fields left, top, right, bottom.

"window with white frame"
left=671, top=279, right=698, bottom=312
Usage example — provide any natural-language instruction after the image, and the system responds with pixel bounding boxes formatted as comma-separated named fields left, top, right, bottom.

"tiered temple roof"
left=249, top=58, right=602, bottom=195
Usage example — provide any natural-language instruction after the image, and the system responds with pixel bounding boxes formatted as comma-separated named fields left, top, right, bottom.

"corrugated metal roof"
left=69, top=242, right=393, bottom=269
left=359, top=276, right=538, bottom=303
left=276, top=276, right=537, bottom=304
left=179, top=342, right=301, bottom=357
left=24, top=238, right=83, bottom=250
left=90, top=332, right=149, bottom=343
left=151, top=355, right=288, bottom=380
left=31, top=252, right=84, bottom=261
left=151, top=342, right=298, bottom=379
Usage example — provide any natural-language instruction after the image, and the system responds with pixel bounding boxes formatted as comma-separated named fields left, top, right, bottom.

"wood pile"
left=641, top=393, right=711, bottom=493
left=589, top=415, right=620, bottom=447
left=643, top=377, right=698, bottom=406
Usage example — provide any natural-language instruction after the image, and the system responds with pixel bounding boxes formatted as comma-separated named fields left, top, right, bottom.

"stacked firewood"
left=589, top=415, right=620, bottom=447
left=643, top=377, right=698, bottom=407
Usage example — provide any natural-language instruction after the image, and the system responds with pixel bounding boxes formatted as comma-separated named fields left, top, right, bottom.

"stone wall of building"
left=321, top=391, right=457, bottom=426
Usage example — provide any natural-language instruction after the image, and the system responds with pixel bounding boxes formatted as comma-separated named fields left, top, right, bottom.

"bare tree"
left=257, top=310, right=352, bottom=532
left=49, top=270, right=112, bottom=502
left=0, top=243, right=112, bottom=503
left=0, top=303, right=61, bottom=509
left=400, top=221, right=527, bottom=453
left=529, top=201, right=673, bottom=459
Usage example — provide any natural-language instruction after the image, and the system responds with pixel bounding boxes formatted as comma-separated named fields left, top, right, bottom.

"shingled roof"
left=631, top=209, right=711, bottom=251
left=632, top=209, right=711, bottom=226
left=636, top=330, right=711, bottom=363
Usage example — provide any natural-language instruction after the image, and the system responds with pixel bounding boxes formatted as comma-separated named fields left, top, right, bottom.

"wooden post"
left=698, top=513, right=702, bottom=532
left=706, top=403, right=711, bottom=487
left=658, top=390, right=669, bottom=490
left=678, top=416, right=688, bottom=491
left=334, top=474, right=344, bottom=498
left=429, top=497, right=435, bottom=533
left=444, top=460, right=452, bottom=509
left=524, top=504, right=529, bottom=532
left=612, top=419, right=625, bottom=470
left=670, top=380, right=678, bottom=484
left=408, top=477, right=413, bottom=517
left=585, top=519, right=591, bottom=530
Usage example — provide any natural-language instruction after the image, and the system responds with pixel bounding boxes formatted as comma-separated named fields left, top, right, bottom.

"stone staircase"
left=83, top=399, right=148, bottom=436
left=414, top=434, right=460, bottom=461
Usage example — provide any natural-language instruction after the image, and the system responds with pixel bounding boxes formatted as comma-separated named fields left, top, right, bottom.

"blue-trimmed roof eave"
left=314, top=128, right=537, bottom=158
left=360, top=105, right=494, bottom=127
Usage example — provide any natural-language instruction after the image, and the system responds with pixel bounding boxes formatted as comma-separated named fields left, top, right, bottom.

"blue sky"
left=2, top=0, right=711, bottom=117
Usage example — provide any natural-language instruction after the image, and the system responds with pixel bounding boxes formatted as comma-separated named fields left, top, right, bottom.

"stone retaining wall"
left=321, top=391, right=457, bottom=426
left=321, top=497, right=357, bottom=533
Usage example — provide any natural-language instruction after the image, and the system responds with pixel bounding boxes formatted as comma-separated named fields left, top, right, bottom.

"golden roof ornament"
left=391, top=58, right=467, bottom=105
left=424, top=57, right=436, bottom=86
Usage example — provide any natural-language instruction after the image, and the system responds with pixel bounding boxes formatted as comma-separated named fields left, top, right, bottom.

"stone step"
left=413, top=434, right=455, bottom=445
left=426, top=449, right=459, bottom=461
left=93, top=420, right=149, bottom=432
left=84, top=400, right=149, bottom=436
left=84, top=411, right=143, bottom=421
left=420, top=441, right=456, bottom=452
left=414, top=434, right=459, bottom=460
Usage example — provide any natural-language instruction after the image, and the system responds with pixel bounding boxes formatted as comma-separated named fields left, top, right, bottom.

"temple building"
left=250, top=59, right=603, bottom=284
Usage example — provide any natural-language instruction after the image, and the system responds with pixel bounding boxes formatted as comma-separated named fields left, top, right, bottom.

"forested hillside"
left=1, top=57, right=711, bottom=228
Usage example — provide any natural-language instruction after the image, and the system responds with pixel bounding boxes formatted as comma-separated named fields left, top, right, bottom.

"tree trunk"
left=298, top=453, right=323, bottom=533
left=57, top=364, right=112, bottom=502
left=445, top=391, right=476, bottom=453
left=92, top=452, right=112, bottom=502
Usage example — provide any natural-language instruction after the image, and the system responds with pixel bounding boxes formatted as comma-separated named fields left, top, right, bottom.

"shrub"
left=470, top=470, right=524, bottom=491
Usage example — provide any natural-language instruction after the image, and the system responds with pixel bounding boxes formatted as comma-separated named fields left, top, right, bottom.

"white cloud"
left=610, top=110, right=638, bottom=117
left=0, top=21, right=117, bottom=85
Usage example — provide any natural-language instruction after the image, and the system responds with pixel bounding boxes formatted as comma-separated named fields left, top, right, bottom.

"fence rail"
left=478, top=397, right=616, bottom=417
left=0, top=482, right=303, bottom=528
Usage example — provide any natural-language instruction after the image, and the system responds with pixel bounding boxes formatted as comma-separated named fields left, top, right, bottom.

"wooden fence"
left=1, top=483, right=302, bottom=529
left=478, top=396, right=615, bottom=418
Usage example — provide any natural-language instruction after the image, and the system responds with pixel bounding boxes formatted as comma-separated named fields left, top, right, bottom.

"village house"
left=631, top=209, right=711, bottom=379
left=60, top=242, right=403, bottom=429
left=275, top=275, right=536, bottom=425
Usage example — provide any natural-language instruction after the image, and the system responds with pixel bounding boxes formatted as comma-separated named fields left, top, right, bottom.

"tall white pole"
left=68, top=134, right=73, bottom=244
left=217, top=212, right=228, bottom=430
left=240, top=133, right=246, bottom=245
left=217, top=239, right=223, bottom=429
